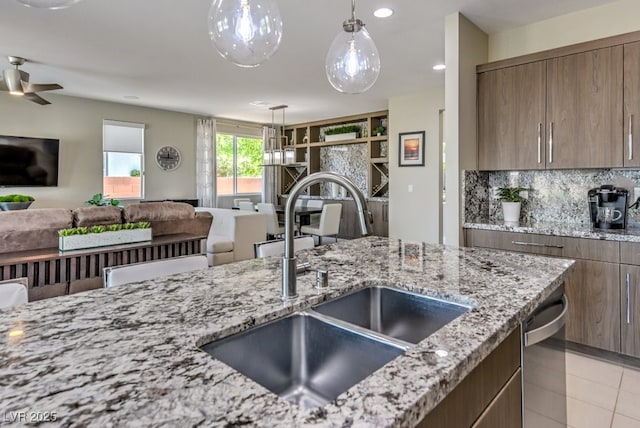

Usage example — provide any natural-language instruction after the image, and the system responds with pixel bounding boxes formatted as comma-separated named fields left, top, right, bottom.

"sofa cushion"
left=73, top=206, right=122, bottom=227
left=123, top=202, right=195, bottom=222
left=207, top=235, right=234, bottom=253
left=0, top=208, right=73, bottom=253
left=0, top=208, right=72, bottom=233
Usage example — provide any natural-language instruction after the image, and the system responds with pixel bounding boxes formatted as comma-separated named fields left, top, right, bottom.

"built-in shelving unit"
left=282, top=110, right=389, bottom=198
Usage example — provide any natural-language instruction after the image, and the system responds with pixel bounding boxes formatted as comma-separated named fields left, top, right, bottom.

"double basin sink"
left=200, top=286, right=470, bottom=409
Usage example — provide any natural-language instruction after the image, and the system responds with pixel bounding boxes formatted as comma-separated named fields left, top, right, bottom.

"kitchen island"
left=0, top=237, right=574, bottom=427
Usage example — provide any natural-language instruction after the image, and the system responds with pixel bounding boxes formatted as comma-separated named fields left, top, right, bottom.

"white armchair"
left=195, top=208, right=267, bottom=266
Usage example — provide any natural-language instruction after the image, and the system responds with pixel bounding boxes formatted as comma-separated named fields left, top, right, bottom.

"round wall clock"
left=155, top=145, right=181, bottom=171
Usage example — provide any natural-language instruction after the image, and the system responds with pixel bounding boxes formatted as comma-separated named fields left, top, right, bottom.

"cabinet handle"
left=511, top=241, right=564, bottom=249
left=537, top=123, right=542, bottom=164
left=629, top=114, right=634, bottom=161
left=549, top=122, right=554, bottom=163
left=626, top=272, right=631, bottom=325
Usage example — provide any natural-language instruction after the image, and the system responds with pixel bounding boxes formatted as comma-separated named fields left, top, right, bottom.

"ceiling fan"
left=0, top=56, right=63, bottom=105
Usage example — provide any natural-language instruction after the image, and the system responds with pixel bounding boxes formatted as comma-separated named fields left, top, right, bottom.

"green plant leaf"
left=497, top=187, right=529, bottom=203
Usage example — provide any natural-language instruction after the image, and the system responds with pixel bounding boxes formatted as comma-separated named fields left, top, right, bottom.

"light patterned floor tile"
left=566, top=350, right=624, bottom=388
left=612, top=413, right=640, bottom=428
left=567, top=397, right=613, bottom=428
left=567, top=373, right=619, bottom=411
left=620, top=367, right=640, bottom=395
left=616, top=390, right=640, bottom=421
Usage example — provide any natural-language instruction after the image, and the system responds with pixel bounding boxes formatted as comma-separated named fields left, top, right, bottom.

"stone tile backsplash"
left=464, top=169, right=640, bottom=227
left=319, top=143, right=368, bottom=197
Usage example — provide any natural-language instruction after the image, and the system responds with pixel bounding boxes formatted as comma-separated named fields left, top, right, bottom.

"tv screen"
left=0, top=135, right=60, bottom=187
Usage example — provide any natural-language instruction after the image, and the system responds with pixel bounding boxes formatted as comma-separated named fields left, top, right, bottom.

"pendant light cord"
left=351, top=0, right=356, bottom=20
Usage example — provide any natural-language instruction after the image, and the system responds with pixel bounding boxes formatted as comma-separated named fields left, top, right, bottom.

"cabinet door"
left=546, top=46, right=623, bottom=168
left=368, top=201, right=389, bottom=237
left=477, top=61, right=546, bottom=170
left=624, top=42, right=640, bottom=166
left=565, top=260, right=620, bottom=353
left=620, top=264, right=640, bottom=357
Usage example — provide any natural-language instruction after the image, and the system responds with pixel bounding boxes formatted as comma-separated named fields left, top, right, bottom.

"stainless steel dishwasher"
left=522, top=285, right=569, bottom=427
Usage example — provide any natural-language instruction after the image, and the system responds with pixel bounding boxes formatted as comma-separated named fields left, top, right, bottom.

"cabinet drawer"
left=562, top=236, right=619, bottom=263
left=472, top=369, right=522, bottom=428
left=620, top=242, right=640, bottom=265
left=465, top=229, right=563, bottom=257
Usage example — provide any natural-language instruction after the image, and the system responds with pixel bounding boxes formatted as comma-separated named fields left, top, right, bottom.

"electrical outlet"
left=520, top=190, right=529, bottom=200
left=635, top=187, right=640, bottom=200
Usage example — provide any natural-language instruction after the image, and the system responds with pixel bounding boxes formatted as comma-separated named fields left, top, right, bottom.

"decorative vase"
left=502, top=202, right=521, bottom=226
left=59, top=228, right=153, bottom=251
left=0, top=201, right=33, bottom=211
left=324, top=132, right=358, bottom=142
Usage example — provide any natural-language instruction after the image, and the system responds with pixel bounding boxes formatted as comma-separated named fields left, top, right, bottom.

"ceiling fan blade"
left=24, top=83, right=63, bottom=93
left=24, top=92, right=51, bottom=105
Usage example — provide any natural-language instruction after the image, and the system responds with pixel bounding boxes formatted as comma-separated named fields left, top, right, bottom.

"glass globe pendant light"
left=15, top=0, right=84, bottom=9
left=325, top=0, right=380, bottom=94
left=208, top=0, right=283, bottom=68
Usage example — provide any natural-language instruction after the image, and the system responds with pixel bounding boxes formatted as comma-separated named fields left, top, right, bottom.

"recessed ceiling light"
left=249, top=101, right=271, bottom=107
left=124, top=95, right=139, bottom=100
left=374, top=7, right=393, bottom=18
left=433, top=64, right=446, bottom=71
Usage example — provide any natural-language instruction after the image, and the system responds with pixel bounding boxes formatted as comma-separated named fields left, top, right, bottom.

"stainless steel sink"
left=312, top=286, right=471, bottom=344
left=200, top=312, right=405, bottom=409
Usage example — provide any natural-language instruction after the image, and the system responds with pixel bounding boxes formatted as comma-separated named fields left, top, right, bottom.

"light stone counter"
left=0, top=237, right=573, bottom=427
left=464, top=221, right=640, bottom=243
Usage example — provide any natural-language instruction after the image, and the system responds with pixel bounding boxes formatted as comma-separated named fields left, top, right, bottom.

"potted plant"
left=86, top=193, right=120, bottom=207
left=58, top=221, right=152, bottom=251
left=497, top=187, right=528, bottom=226
left=324, top=125, right=361, bottom=142
left=373, top=125, right=385, bottom=136
left=0, top=194, right=35, bottom=211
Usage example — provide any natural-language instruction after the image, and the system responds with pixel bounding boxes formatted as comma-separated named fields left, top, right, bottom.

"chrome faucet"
left=282, top=172, right=372, bottom=301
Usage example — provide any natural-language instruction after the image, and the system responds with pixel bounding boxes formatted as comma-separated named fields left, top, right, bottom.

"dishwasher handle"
left=523, top=294, right=568, bottom=347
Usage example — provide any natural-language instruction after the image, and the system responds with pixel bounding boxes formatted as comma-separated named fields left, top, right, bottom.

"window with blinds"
left=103, top=120, right=145, bottom=199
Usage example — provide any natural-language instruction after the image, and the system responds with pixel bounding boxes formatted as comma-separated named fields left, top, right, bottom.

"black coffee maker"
left=588, top=185, right=629, bottom=230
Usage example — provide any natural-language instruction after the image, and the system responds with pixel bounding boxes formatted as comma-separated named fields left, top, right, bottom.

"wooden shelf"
left=281, top=110, right=388, bottom=198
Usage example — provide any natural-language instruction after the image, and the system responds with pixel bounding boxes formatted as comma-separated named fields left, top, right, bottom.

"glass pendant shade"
left=326, top=24, right=380, bottom=94
left=16, top=0, right=84, bottom=9
left=208, top=0, right=283, bottom=68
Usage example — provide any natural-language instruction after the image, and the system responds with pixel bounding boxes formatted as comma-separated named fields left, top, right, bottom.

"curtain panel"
left=196, top=118, right=216, bottom=207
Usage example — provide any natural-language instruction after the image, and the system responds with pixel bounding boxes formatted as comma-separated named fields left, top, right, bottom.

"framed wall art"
left=398, top=131, right=425, bottom=167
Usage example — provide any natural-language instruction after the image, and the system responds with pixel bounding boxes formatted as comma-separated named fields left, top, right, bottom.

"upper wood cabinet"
left=477, top=61, right=546, bottom=170
left=477, top=43, right=627, bottom=170
left=624, top=41, right=640, bottom=167
left=546, top=46, right=623, bottom=169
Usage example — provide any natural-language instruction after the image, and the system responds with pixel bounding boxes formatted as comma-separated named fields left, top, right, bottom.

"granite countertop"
left=281, top=194, right=389, bottom=202
left=464, top=221, right=640, bottom=243
left=0, top=237, right=573, bottom=427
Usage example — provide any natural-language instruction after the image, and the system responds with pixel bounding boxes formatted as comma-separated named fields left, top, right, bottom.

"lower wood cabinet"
left=368, top=200, right=389, bottom=237
left=418, top=327, right=521, bottom=427
left=464, top=228, right=625, bottom=355
left=620, top=264, right=640, bottom=357
left=565, top=260, right=620, bottom=353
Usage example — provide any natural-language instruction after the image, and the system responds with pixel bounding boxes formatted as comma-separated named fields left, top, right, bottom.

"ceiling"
left=0, top=0, right=619, bottom=125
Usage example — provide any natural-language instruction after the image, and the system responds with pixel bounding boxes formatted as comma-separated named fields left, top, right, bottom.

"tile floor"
left=565, top=351, right=640, bottom=428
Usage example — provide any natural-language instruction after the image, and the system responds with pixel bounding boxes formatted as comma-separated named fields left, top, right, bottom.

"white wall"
left=0, top=92, right=199, bottom=208
left=388, top=87, right=444, bottom=244
left=443, top=13, right=487, bottom=246
left=489, top=0, right=640, bottom=61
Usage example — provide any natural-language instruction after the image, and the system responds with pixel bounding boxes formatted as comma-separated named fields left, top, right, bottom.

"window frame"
left=216, top=132, right=263, bottom=196
left=102, top=120, right=145, bottom=200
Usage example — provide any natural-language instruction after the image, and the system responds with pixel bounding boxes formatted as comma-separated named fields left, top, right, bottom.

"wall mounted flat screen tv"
left=0, top=135, right=60, bottom=187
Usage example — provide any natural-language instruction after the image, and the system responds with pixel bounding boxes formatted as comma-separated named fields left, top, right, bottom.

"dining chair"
left=256, top=202, right=285, bottom=239
left=0, top=277, right=28, bottom=309
left=238, top=201, right=255, bottom=211
left=103, top=254, right=209, bottom=288
left=306, top=199, right=324, bottom=225
left=300, top=203, right=342, bottom=245
left=254, top=236, right=315, bottom=258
